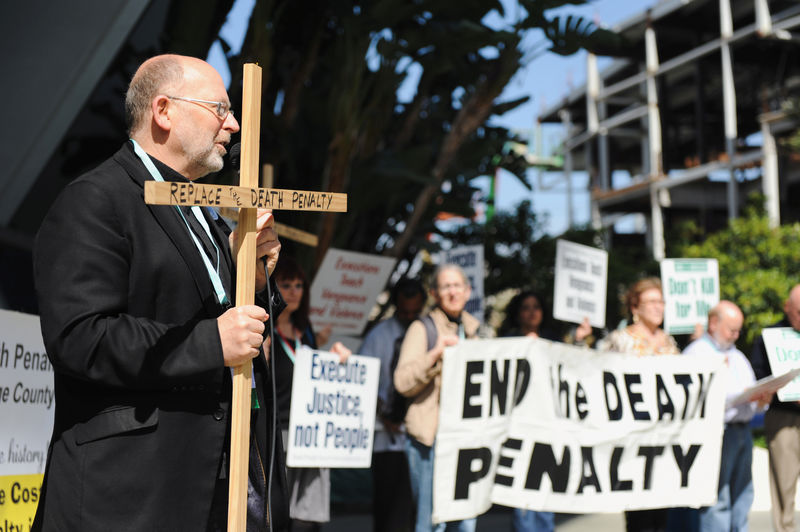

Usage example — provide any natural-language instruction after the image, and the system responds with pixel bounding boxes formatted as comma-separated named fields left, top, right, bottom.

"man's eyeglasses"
left=167, top=96, right=233, bottom=120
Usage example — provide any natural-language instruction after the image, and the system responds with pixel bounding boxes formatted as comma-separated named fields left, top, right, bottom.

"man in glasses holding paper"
left=684, top=301, right=768, bottom=532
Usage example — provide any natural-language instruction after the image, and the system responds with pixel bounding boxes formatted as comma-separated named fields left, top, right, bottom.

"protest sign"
left=0, top=309, right=54, bottom=528
left=553, top=240, right=608, bottom=328
left=762, top=327, right=800, bottom=402
left=286, top=348, right=380, bottom=468
left=440, top=245, right=484, bottom=321
left=660, top=259, right=720, bottom=335
left=309, top=248, right=396, bottom=336
left=432, top=337, right=726, bottom=522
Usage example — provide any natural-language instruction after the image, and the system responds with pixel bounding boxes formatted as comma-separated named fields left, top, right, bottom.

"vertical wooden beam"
left=228, top=63, right=262, bottom=532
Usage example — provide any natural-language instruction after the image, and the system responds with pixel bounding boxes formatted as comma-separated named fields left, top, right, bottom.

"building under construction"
left=539, top=0, right=800, bottom=259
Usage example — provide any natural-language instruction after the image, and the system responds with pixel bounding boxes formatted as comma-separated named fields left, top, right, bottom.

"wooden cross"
left=144, top=63, right=346, bottom=531
left=216, top=163, right=321, bottom=247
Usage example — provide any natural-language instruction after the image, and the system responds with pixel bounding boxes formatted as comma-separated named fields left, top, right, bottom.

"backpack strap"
left=421, top=314, right=438, bottom=352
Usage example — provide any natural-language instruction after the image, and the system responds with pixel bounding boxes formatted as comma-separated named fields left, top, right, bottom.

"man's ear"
left=151, top=95, right=172, bottom=132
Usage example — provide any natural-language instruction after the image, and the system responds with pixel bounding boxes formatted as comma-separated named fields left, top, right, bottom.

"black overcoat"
left=32, top=142, right=288, bottom=531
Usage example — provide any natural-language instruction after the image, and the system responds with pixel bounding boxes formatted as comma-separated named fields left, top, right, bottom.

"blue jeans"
left=699, top=423, right=753, bottom=532
left=405, top=437, right=477, bottom=532
left=512, top=509, right=554, bottom=532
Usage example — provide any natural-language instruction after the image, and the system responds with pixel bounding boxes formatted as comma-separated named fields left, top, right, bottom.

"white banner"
left=440, top=245, right=484, bottom=322
left=553, top=240, right=608, bottom=328
left=309, top=248, right=396, bottom=336
left=0, top=309, right=54, bottom=526
left=286, top=348, right=380, bottom=468
left=762, top=327, right=800, bottom=402
left=432, top=338, right=726, bottom=522
left=661, top=259, right=720, bottom=335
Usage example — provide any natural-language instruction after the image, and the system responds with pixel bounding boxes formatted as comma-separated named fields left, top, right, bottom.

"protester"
left=499, top=290, right=558, bottom=532
left=499, top=290, right=558, bottom=342
left=597, top=277, right=679, bottom=532
left=272, top=256, right=350, bottom=532
left=684, top=301, right=769, bottom=532
left=394, top=264, right=481, bottom=532
left=360, top=278, right=427, bottom=532
left=750, top=283, right=800, bottom=532
left=32, top=54, right=287, bottom=530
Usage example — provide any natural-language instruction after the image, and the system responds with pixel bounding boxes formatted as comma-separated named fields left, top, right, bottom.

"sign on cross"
left=216, top=163, right=321, bottom=247
left=144, top=63, right=346, bottom=531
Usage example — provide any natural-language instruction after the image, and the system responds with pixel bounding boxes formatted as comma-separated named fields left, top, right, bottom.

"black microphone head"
left=229, top=143, right=241, bottom=170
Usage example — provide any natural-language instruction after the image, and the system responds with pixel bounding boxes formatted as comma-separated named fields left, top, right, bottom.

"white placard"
left=0, top=309, right=54, bottom=526
left=286, top=348, right=380, bottom=468
left=432, top=337, right=726, bottom=523
left=309, top=248, right=396, bottom=336
left=727, top=369, right=800, bottom=408
left=762, top=327, right=800, bottom=402
left=440, top=245, right=484, bottom=322
left=660, top=259, right=720, bottom=335
left=553, top=240, right=608, bottom=328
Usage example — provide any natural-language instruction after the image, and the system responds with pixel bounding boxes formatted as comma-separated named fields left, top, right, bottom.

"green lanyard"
left=131, top=139, right=229, bottom=306
left=277, top=330, right=300, bottom=364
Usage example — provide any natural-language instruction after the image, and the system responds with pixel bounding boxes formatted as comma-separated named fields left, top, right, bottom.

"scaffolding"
left=540, top=0, right=800, bottom=259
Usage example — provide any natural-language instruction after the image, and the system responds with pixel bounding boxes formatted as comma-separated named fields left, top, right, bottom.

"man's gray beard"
left=189, top=149, right=224, bottom=178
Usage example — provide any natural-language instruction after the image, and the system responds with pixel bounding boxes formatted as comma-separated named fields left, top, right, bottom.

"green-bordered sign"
left=762, top=327, right=800, bottom=402
left=660, top=258, right=720, bottom=335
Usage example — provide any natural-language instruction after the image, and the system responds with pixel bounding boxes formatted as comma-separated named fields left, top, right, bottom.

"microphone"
left=228, top=143, right=241, bottom=173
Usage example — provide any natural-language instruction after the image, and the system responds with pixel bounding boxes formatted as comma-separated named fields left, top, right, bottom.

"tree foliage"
left=214, top=0, right=622, bottom=274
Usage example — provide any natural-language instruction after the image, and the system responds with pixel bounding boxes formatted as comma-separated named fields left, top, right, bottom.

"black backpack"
left=383, top=315, right=438, bottom=424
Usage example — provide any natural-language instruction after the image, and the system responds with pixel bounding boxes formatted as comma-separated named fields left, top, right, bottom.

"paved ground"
left=322, top=508, right=783, bottom=531
left=322, top=448, right=796, bottom=531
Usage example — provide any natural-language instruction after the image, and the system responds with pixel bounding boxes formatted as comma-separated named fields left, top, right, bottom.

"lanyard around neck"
left=277, top=329, right=300, bottom=364
left=130, top=139, right=229, bottom=305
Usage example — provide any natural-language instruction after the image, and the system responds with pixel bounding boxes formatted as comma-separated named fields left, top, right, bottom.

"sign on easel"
left=0, top=309, right=53, bottom=529
left=286, top=348, right=380, bottom=468
left=661, top=258, right=719, bottom=335
left=440, top=245, right=484, bottom=321
left=553, top=240, right=608, bottom=328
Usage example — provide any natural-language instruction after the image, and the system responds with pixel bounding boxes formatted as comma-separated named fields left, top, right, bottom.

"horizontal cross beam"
left=144, top=181, right=347, bottom=212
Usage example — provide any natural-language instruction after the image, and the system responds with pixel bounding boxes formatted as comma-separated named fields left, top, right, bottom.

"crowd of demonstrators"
left=394, top=264, right=481, bottom=532
left=32, top=54, right=287, bottom=530
left=360, top=278, right=427, bottom=532
left=271, top=256, right=350, bottom=532
left=30, top=50, right=796, bottom=532
left=750, top=284, right=800, bottom=532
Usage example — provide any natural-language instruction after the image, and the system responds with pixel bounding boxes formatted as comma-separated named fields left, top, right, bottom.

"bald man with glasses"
left=33, top=55, right=288, bottom=531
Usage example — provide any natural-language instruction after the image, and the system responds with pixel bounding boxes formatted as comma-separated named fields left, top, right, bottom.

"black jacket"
left=33, top=142, right=289, bottom=531
left=750, top=317, right=800, bottom=414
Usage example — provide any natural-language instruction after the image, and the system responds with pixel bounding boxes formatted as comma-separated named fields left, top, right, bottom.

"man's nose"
left=224, top=112, right=240, bottom=133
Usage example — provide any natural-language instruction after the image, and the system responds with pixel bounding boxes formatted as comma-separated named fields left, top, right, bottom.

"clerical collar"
left=125, top=141, right=190, bottom=183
